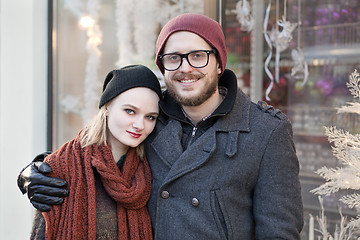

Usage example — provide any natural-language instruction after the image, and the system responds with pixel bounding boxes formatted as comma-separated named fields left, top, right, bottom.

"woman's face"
left=106, top=87, right=159, bottom=154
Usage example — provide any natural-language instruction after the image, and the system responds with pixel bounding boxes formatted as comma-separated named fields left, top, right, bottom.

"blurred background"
left=1, top=0, right=359, bottom=238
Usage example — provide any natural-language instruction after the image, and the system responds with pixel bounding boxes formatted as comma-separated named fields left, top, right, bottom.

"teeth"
left=180, top=79, right=196, bottom=83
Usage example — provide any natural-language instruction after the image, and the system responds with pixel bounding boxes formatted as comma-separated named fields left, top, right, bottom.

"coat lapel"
left=151, top=119, right=216, bottom=185
left=151, top=119, right=184, bottom=168
left=151, top=87, right=252, bottom=186
left=163, top=128, right=216, bottom=184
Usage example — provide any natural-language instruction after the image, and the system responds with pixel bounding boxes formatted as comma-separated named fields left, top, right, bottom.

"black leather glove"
left=17, top=152, right=69, bottom=212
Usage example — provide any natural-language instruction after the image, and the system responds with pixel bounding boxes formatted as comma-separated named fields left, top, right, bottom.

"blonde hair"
left=79, top=106, right=145, bottom=158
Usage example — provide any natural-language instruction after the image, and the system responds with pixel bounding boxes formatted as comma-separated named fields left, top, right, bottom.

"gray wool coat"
left=145, top=70, right=304, bottom=240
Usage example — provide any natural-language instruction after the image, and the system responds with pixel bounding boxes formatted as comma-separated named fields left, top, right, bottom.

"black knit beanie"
left=99, top=65, right=162, bottom=108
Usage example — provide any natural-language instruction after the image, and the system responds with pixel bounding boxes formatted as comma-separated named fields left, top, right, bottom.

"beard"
left=166, top=72, right=218, bottom=107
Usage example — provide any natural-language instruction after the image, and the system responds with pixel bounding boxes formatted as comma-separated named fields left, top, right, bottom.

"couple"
left=19, top=13, right=304, bottom=239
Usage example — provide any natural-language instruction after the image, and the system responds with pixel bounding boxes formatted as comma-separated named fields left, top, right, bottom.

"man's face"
left=162, top=31, right=221, bottom=107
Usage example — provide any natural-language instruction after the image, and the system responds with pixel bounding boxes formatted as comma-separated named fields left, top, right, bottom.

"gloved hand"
left=17, top=152, right=69, bottom=212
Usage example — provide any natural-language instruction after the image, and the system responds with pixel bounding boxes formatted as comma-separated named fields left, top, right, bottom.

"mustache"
left=172, top=72, right=206, bottom=81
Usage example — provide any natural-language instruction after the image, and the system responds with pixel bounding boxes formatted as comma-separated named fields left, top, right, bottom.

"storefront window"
left=223, top=0, right=360, bottom=238
left=51, top=0, right=205, bottom=148
left=51, top=0, right=360, bottom=238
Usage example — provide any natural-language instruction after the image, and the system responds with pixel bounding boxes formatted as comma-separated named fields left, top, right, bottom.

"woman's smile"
left=126, top=130, right=142, bottom=139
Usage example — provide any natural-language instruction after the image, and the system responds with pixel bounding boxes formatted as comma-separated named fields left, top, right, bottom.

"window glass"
left=223, top=0, right=360, bottom=238
left=52, top=0, right=204, bottom=148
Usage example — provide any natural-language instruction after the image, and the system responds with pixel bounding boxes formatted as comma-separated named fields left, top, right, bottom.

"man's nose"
left=179, top=57, right=193, bottom=72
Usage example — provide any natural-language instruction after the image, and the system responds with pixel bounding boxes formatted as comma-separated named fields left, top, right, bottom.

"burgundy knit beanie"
left=155, top=13, right=227, bottom=75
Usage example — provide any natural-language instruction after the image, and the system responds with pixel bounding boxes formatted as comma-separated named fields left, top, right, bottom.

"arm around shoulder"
left=17, top=151, right=69, bottom=212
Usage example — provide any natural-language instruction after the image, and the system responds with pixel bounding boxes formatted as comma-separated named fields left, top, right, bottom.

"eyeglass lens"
left=161, top=50, right=212, bottom=71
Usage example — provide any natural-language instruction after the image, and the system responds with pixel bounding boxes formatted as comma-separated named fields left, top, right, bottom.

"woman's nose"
left=132, top=117, right=144, bottom=130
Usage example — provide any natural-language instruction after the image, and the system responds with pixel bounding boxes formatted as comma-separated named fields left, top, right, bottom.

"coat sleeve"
left=253, top=119, right=304, bottom=239
left=30, top=210, right=46, bottom=240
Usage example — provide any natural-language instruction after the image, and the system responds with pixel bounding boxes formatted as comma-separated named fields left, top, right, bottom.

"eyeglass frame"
left=158, top=49, right=218, bottom=71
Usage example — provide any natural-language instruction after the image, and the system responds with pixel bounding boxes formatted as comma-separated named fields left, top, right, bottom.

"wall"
left=0, top=0, right=48, bottom=238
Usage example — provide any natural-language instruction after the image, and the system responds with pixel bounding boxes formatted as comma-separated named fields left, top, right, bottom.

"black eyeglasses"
left=158, top=49, right=217, bottom=71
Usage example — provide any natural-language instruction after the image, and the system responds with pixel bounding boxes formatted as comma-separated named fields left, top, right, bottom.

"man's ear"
left=217, top=63, right=221, bottom=75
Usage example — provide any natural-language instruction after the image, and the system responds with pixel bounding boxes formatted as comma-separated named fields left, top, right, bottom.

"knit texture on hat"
left=99, top=65, right=162, bottom=108
left=155, top=13, right=227, bottom=75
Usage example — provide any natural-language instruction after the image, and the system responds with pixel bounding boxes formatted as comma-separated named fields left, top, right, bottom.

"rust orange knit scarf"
left=42, top=135, right=153, bottom=239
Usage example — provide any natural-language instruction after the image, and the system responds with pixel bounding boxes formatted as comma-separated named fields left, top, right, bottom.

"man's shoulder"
left=157, top=110, right=170, bottom=125
left=255, top=101, right=289, bottom=121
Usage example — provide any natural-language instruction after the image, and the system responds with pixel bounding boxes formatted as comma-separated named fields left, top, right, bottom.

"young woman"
left=31, top=65, right=162, bottom=240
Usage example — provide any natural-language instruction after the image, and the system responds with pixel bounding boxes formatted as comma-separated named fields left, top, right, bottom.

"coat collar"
left=151, top=118, right=217, bottom=183
left=159, top=69, right=237, bottom=123
left=213, top=85, right=251, bottom=133
left=150, top=69, right=251, bottom=183
left=158, top=69, right=251, bottom=133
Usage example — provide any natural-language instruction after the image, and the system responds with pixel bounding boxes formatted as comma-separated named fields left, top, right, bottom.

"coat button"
left=161, top=191, right=170, bottom=199
left=191, top=198, right=199, bottom=207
